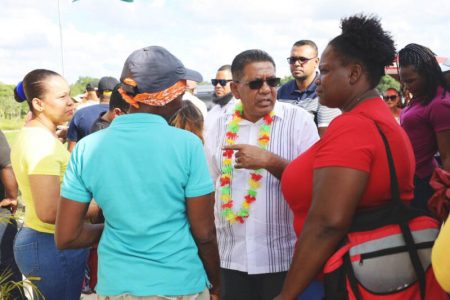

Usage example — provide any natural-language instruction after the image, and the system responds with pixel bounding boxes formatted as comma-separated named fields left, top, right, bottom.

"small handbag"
left=322, top=124, right=448, bottom=300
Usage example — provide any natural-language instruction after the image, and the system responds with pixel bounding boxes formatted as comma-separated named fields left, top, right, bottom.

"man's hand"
left=223, top=144, right=289, bottom=179
left=223, top=144, right=271, bottom=170
left=0, top=198, right=18, bottom=214
left=210, top=293, right=220, bottom=300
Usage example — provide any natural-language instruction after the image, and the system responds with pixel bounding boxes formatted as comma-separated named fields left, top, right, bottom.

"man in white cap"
left=56, top=46, right=220, bottom=300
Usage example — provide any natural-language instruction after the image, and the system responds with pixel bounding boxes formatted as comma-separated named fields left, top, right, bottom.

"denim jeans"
left=0, top=208, right=26, bottom=299
left=13, top=227, right=88, bottom=300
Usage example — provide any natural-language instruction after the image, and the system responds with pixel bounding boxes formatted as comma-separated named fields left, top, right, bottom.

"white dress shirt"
left=205, top=101, right=319, bottom=274
left=204, top=97, right=236, bottom=137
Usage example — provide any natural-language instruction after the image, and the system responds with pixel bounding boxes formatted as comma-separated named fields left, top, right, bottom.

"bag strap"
left=374, top=124, right=401, bottom=204
left=374, top=123, right=426, bottom=300
left=344, top=252, right=362, bottom=300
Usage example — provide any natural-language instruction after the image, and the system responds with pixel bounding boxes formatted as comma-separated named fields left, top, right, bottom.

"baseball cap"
left=98, top=76, right=119, bottom=92
left=86, top=81, right=98, bottom=92
left=120, top=46, right=203, bottom=94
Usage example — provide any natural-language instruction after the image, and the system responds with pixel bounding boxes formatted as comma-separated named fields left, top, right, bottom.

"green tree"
left=376, top=75, right=401, bottom=94
left=70, top=76, right=99, bottom=96
left=0, top=82, right=28, bottom=119
left=280, top=75, right=294, bottom=85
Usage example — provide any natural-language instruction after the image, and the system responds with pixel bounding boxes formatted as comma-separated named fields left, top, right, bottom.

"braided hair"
left=398, top=43, right=449, bottom=105
left=328, top=14, right=396, bottom=88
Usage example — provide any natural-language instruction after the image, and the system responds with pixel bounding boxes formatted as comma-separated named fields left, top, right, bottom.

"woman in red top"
left=275, top=15, right=415, bottom=299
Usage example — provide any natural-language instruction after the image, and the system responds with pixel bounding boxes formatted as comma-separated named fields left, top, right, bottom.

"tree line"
left=0, top=75, right=400, bottom=120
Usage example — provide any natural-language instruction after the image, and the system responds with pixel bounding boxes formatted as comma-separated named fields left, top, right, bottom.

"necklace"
left=220, top=102, right=274, bottom=224
left=341, top=89, right=380, bottom=112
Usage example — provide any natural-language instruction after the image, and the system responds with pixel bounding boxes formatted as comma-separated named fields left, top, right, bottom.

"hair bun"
left=14, top=81, right=27, bottom=103
left=340, top=14, right=396, bottom=68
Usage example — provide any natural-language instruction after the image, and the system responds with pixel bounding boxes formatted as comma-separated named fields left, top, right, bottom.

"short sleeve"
left=429, top=95, right=450, bottom=133
left=61, top=143, right=92, bottom=203
left=0, top=130, right=11, bottom=168
left=314, top=115, right=375, bottom=172
left=67, top=116, right=79, bottom=141
left=316, top=102, right=342, bottom=128
left=27, top=136, right=64, bottom=176
left=185, top=137, right=214, bottom=198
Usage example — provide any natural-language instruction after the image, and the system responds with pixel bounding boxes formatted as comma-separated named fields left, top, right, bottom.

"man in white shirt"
left=204, top=49, right=318, bottom=300
left=205, top=65, right=236, bottom=134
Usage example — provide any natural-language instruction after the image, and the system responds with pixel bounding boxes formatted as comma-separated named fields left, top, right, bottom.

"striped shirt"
left=204, top=101, right=319, bottom=274
left=277, top=75, right=341, bottom=128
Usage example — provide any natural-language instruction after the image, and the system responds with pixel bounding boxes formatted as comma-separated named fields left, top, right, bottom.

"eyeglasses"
left=383, top=95, right=398, bottom=101
left=211, top=79, right=232, bottom=87
left=287, top=56, right=317, bottom=65
left=236, top=77, right=281, bottom=90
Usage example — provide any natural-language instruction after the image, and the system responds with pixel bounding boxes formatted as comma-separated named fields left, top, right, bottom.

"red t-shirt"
left=281, top=98, right=415, bottom=236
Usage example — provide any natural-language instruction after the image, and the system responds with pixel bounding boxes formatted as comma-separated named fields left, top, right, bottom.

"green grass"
left=3, top=131, right=18, bottom=146
left=0, top=118, right=25, bottom=130
left=1, top=118, right=24, bottom=146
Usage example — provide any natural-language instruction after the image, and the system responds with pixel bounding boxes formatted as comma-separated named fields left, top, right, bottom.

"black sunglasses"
left=383, top=95, right=398, bottom=101
left=236, top=77, right=281, bottom=90
left=287, top=56, right=317, bottom=65
left=211, top=79, right=232, bottom=87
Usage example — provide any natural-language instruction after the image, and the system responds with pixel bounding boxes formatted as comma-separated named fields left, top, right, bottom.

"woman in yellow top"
left=432, top=216, right=450, bottom=292
left=11, top=69, right=88, bottom=300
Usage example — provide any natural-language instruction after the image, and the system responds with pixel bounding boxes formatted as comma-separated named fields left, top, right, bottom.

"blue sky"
left=0, top=0, right=449, bottom=85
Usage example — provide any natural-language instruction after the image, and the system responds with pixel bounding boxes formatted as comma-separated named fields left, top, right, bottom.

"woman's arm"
left=436, top=129, right=450, bottom=172
left=55, top=197, right=103, bottom=249
left=187, top=192, right=221, bottom=298
left=29, top=174, right=61, bottom=223
left=275, top=167, right=369, bottom=300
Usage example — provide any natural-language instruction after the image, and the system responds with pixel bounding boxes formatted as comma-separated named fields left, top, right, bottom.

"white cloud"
left=0, top=0, right=449, bottom=85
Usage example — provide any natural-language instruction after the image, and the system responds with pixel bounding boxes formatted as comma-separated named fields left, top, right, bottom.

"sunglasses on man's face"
left=287, top=56, right=317, bottom=65
left=383, top=95, right=398, bottom=101
left=237, top=77, right=281, bottom=90
left=211, top=79, right=232, bottom=87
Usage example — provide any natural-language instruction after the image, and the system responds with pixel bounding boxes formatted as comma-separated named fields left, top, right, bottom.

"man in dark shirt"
left=91, top=85, right=130, bottom=133
left=67, top=76, right=119, bottom=151
left=277, top=40, right=340, bottom=136
left=0, top=130, right=24, bottom=299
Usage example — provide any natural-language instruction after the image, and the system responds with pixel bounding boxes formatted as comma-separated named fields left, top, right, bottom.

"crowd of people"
left=0, top=13, right=449, bottom=300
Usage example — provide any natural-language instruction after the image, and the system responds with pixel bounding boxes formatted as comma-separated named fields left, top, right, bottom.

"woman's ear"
left=31, top=97, right=44, bottom=112
left=349, top=64, right=363, bottom=85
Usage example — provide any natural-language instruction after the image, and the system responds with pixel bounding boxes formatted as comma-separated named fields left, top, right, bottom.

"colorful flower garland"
left=220, top=102, right=274, bottom=224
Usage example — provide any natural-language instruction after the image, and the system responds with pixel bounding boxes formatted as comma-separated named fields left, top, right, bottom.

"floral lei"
left=220, top=102, right=274, bottom=224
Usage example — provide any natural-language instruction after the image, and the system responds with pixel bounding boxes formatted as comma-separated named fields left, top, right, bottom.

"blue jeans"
left=297, top=280, right=324, bottom=300
left=13, top=227, right=88, bottom=300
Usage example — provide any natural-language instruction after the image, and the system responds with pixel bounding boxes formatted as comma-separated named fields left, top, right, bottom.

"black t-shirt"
left=90, top=111, right=111, bottom=133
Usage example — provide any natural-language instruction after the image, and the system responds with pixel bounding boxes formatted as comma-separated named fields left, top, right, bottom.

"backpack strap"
left=375, top=123, right=426, bottom=300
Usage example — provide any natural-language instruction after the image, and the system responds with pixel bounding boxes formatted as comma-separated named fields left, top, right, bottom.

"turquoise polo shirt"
left=61, top=113, right=214, bottom=296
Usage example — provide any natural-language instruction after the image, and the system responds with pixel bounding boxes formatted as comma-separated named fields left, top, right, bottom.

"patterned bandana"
left=119, top=78, right=186, bottom=108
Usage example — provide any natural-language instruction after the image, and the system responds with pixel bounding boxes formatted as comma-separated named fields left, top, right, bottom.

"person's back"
left=58, top=46, right=220, bottom=299
left=65, top=116, right=211, bottom=295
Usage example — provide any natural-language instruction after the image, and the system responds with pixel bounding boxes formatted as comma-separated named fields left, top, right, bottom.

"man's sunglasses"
left=287, top=56, right=317, bottom=65
left=383, top=95, right=398, bottom=101
left=211, top=79, right=232, bottom=87
left=236, top=77, right=281, bottom=90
